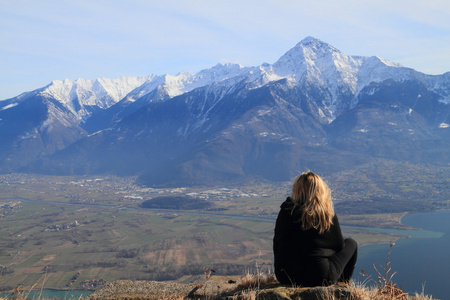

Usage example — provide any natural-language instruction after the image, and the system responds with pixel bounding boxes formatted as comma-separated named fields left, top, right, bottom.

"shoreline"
left=398, top=211, right=408, bottom=225
left=358, top=208, right=450, bottom=248
left=356, top=209, right=450, bottom=299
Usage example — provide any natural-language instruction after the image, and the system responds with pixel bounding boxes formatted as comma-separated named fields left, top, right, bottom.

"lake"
left=355, top=210, right=450, bottom=299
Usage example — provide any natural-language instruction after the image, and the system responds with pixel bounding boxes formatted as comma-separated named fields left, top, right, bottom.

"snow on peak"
left=272, top=36, right=346, bottom=80
left=264, top=36, right=448, bottom=121
left=272, top=36, right=363, bottom=96
left=162, top=73, right=196, bottom=97
left=299, top=36, right=318, bottom=44
left=10, top=36, right=447, bottom=126
left=270, top=37, right=433, bottom=98
left=374, top=56, right=403, bottom=68
left=196, top=63, right=247, bottom=82
left=36, top=76, right=152, bottom=121
left=41, top=76, right=150, bottom=107
left=25, top=36, right=424, bottom=113
left=298, top=36, right=339, bottom=51
left=95, top=76, right=154, bottom=106
left=127, top=63, right=250, bottom=100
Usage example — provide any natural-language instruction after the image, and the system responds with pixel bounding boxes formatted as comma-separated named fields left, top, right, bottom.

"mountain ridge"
left=1, top=37, right=449, bottom=186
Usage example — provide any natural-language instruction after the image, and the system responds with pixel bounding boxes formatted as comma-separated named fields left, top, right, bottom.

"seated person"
left=273, top=171, right=358, bottom=286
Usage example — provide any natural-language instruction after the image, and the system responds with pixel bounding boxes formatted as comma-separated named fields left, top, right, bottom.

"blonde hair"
left=290, top=171, right=334, bottom=234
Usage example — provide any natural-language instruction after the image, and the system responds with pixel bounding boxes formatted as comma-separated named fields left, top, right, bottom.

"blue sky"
left=1, top=0, right=449, bottom=100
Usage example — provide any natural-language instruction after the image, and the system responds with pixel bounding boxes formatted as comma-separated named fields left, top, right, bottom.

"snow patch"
left=375, top=56, right=403, bottom=68
left=1, top=102, right=19, bottom=110
left=439, top=123, right=449, bottom=128
left=19, top=132, right=37, bottom=140
left=88, top=128, right=112, bottom=137
left=366, top=88, right=377, bottom=96
left=257, top=109, right=271, bottom=116
left=259, top=132, right=279, bottom=137
left=438, top=97, right=450, bottom=105
left=317, top=108, right=327, bottom=120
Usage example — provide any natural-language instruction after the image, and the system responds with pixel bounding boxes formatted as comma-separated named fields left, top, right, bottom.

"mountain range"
left=1, top=36, right=449, bottom=186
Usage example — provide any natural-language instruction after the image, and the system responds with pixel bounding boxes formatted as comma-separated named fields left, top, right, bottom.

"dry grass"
left=0, top=281, right=435, bottom=300
left=236, top=271, right=277, bottom=290
left=347, top=282, right=434, bottom=300
left=228, top=279, right=435, bottom=300
left=360, top=243, right=408, bottom=300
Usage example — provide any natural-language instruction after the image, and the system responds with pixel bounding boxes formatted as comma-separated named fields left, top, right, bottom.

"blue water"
left=355, top=210, right=450, bottom=299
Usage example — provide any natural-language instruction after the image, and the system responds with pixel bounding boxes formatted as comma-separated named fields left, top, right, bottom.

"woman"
left=273, top=171, right=358, bottom=286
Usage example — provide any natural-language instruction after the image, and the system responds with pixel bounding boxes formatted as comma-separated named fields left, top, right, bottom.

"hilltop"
left=83, top=274, right=434, bottom=300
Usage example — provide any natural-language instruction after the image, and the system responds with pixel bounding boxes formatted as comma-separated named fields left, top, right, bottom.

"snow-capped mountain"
left=83, top=64, right=253, bottom=132
left=88, top=36, right=448, bottom=129
left=2, top=76, right=151, bottom=118
left=1, top=37, right=449, bottom=185
left=0, top=76, right=154, bottom=169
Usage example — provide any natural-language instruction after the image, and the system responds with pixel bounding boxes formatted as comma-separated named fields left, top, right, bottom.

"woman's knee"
left=344, top=238, right=357, bottom=250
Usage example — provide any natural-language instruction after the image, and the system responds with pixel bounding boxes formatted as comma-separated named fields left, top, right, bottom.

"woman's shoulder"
left=280, top=197, right=294, bottom=209
left=331, top=214, right=340, bottom=227
left=279, top=197, right=302, bottom=220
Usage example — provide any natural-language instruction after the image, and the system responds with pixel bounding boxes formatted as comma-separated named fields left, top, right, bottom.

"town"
left=0, top=173, right=284, bottom=208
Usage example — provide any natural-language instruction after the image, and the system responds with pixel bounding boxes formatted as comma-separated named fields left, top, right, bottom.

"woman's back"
left=273, top=197, right=344, bottom=285
left=273, top=172, right=358, bottom=286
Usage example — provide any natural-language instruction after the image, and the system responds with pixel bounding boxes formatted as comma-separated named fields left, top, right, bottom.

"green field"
left=0, top=167, right=448, bottom=291
left=0, top=200, right=403, bottom=291
left=0, top=200, right=274, bottom=290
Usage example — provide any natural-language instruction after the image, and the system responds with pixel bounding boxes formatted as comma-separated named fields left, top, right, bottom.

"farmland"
left=0, top=163, right=448, bottom=290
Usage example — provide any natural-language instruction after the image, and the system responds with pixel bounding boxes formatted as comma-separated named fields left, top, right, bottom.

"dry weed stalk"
left=361, top=243, right=407, bottom=300
left=414, top=291, right=434, bottom=300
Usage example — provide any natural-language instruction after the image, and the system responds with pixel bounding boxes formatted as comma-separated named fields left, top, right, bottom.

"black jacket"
left=273, top=197, right=344, bottom=285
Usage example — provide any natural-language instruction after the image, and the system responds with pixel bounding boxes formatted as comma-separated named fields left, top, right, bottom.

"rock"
left=83, top=280, right=195, bottom=300
left=82, top=277, right=354, bottom=300
left=250, top=284, right=353, bottom=300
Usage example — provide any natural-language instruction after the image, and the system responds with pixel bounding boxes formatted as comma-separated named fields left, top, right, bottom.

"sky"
left=1, top=0, right=449, bottom=100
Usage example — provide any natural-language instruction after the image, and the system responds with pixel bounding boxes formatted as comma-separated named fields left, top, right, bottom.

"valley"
left=1, top=163, right=448, bottom=291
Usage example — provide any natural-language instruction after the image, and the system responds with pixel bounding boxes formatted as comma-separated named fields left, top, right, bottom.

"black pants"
left=328, top=238, right=358, bottom=283
left=279, top=238, right=358, bottom=286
